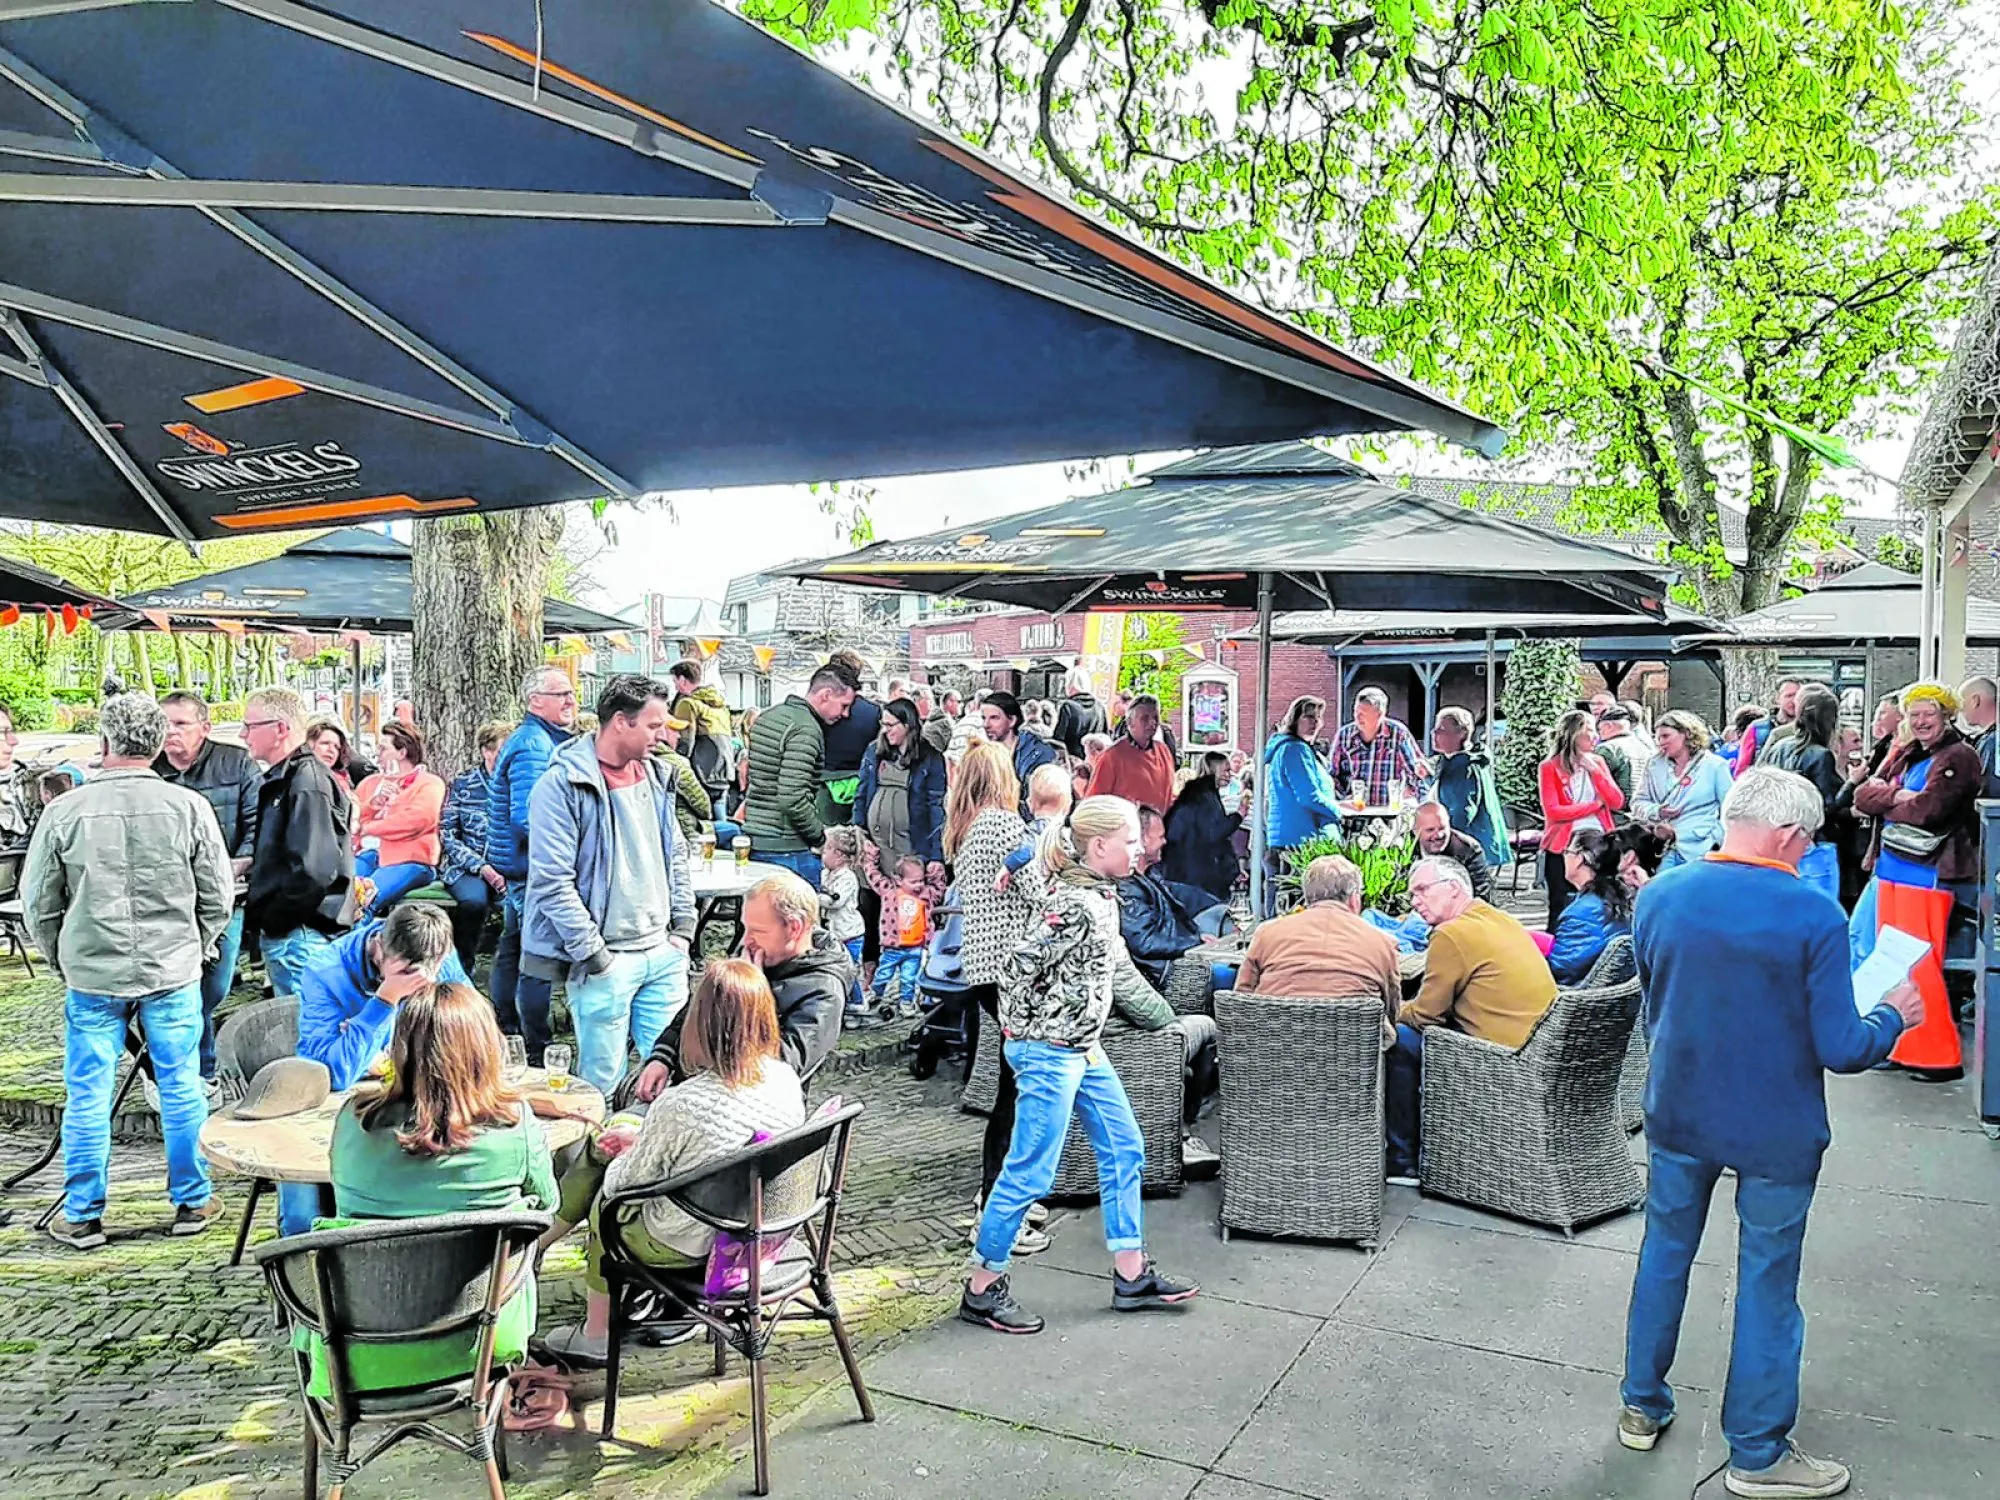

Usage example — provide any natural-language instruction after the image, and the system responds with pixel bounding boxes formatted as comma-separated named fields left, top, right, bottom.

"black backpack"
left=687, top=726, right=733, bottom=804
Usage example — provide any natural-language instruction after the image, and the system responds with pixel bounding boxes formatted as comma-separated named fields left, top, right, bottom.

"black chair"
left=598, top=1099, right=871, bottom=1496
left=1502, top=802, right=1545, bottom=895
left=0, top=846, right=37, bottom=975
left=215, top=997, right=302, bottom=1265
left=255, top=1209, right=551, bottom=1500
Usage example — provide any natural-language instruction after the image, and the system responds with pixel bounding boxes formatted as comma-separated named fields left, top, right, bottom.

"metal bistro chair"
left=214, top=997, right=302, bottom=1264
left=597, top=1099, right=872, bottom=1496
left=1502, top=802, right=1545, bottom=896
left=0, top=846, right=37, bottom=975
left=256, top=1209, right=550, bottom=1500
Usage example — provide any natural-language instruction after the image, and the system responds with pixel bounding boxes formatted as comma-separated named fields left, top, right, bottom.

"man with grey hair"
left=1616, top=766, right=1921, bottom=1494
left=484, top=664, right=577, bottom=1061
left=242, top=684, right=353, bottom=1001
left=1957, top=674, right=1999, bottom=797
left=1388, top=854, right=1556, bottom=1185
left=635, top=869, right=849, bottom=1098
left=26, top=693, right=232, bottom=1249
left=1053, top=664, right=1108, bottom=759
left=1234, top=853, right=1401, bottom=1020
left=1331, top=685, right=1428, bottom=806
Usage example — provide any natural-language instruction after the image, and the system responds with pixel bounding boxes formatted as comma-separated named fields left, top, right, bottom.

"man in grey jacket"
left=25, top=693, right=233, bottom=1251
left=524, top=674, right=696, bottom=1097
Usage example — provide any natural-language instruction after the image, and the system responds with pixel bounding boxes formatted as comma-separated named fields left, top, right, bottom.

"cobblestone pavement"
left=0, top=1059, right=989, bottom=1500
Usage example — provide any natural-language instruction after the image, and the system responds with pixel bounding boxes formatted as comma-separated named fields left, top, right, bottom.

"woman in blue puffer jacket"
left=1546, top=827, right=1638, bottom=984
left=1260, top=695, right=1345, bottom=914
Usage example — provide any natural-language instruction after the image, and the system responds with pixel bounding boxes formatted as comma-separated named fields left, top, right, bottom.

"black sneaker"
left=48, top=1216, right=106, bottom=1251
left=1111, top=1260, right=1199, bottom=1311
left=959, top=1276, right=1044, bottom=1335
left=170, top=1199, right=223, bottom=1237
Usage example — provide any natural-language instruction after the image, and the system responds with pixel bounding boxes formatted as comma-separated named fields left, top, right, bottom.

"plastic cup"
left=504, top=1034, right=528, bottom=1082
left=545, top=1044, right=572, bottom=1092
left=733, top=837, right=751, bottom=868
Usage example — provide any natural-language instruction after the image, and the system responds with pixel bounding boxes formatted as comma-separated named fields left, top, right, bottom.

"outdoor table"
left=198, top=1068, right=605, bottom=1186
left=689, top=855, right=786, bottom=961
left=1336, top=801, right=1408, bottom=822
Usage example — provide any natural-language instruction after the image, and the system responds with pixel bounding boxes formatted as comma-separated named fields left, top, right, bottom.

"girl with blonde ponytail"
left=959, top=794, right=1198, bottom=1336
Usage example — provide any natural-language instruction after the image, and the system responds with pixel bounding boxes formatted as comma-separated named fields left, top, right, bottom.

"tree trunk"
left=132, top=632, right=153, bottom=693
left=1723, top=647, right=1786, bottom=718
left=172, top=634, right=193, bottom=691
left=412, top=511, right=566, bottom=778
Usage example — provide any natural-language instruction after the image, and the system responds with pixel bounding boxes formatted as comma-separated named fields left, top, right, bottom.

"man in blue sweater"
left=1619, top=767, right=1922, bottom=1499
left=276, top=905, right=466, bottom=1234
left=485, top=667, right=577, bottom=1062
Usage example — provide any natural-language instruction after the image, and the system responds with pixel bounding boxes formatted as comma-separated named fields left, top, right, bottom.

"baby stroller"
left=905, top=889, right=973, bottom=1080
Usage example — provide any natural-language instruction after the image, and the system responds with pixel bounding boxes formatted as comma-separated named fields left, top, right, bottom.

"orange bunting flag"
left=77, top=605, right=92, bottom=621
left=60, top=603, right=78, bottom=635
left=751, top=643, right=776, bottom=671
left=0, top=605, right=18, bottom=628
left=209, top=617, right=247, bottom=638
left=41, top=607, right=55, bottom=638
left=606, top=631, right=634, bottom=652
left=140, top=609, right=174, bottom=634
left=694, top=637, right=722, bottom=659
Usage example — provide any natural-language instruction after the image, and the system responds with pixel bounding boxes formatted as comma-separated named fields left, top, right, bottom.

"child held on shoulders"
left=819, top=826, right=868, bottom=1022
left=998, top=763, right=1075, bottom=890
left=859, top=840, right=948, bottom=1017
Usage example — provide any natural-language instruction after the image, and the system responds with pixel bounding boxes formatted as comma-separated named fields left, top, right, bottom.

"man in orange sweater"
left=1086, top=693, right=1176, bottom=812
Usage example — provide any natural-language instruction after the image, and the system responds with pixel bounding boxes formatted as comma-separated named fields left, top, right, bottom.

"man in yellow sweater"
left=1386, top=856, right=1557, bottom=1184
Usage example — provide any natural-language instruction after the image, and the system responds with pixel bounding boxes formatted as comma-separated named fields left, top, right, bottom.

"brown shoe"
left=170, top=1198, right=224, bottom=1237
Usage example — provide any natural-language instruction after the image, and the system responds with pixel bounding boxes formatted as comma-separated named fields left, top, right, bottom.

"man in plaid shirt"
left=1331, top=687, right=1429, bottom=805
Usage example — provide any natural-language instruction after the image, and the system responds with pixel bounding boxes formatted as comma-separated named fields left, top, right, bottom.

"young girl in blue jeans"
left=960, top=795, right=1199, bottom=1335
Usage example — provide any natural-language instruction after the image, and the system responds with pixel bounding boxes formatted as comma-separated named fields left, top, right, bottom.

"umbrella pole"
left=1484, top=629, right=1497, bottom=755
left=351, top=636, right=363, bottom=740
left=1249, top=571, right=1274, bottom=922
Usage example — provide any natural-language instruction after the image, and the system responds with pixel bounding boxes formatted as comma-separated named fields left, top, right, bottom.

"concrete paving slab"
left=1797, top=1183, right=2000, bottom=1293
left=1037, top=1179, right=1376, bottom=1316
left=865, top=1266, right=1320, bottom=1467
left=1793, top=1282, right=2000, bottom=1438
left=699, top=1391, right=1205, bottom=1499
left=1188, top=1476, right=1312, bottom=1500
left=1336, top=1217, right=1732, bottom=1384
left=1718, top=1407, right=2000, bottom=1499
left=1827, top=1068, right=1986, bottom=1137
left=1812, top=1118, right=2000, bottom=1204
left=1218, top=1322, right=1715, bottom=1500
left=1403, top=1184, right=1734, bottom=1265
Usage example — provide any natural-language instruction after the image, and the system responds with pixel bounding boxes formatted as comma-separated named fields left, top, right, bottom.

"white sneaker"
left=203, top=1078, right=225, bottom=1111
left=1025, top=1201, right=1050, bottom=1228
left=966, top=1212, right=1052, bottom=1256
left=1182, top=1133, right=1220, bottom=1168
left=1724, top=1443, right=1851, bottom=1498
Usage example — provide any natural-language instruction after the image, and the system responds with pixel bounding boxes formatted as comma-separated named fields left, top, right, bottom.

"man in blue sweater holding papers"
left=1617, top=766, right=1923, bottom=1498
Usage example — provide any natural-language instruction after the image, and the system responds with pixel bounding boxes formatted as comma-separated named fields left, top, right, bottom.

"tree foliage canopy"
left=747, top=0, right=1996, bottom=613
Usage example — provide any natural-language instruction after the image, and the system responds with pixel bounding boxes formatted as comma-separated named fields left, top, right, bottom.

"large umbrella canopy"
left=0, top=0, right=1501, bottom=543
left=1690, top=562, right=2000, bottom=648
left=1246, top=601, right=1722, bottom=650
left=0, top=550, right=119, bottom=614
left=790, top=443, right=1673, bottom=619
left=102, top=527, right=630, bottom=636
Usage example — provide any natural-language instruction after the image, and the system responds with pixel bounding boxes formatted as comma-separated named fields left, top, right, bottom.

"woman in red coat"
left=1537, top=708, right=1625, bottom=932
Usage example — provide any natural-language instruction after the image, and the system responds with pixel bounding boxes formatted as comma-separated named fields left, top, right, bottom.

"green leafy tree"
left=1496, top=637, right=1579, bottom=809
left=748, top=0, right=1996, bottom=615
left=1873, top=531, right=1923, bottom=574
left=1117, top=612, right=1199, bottom=717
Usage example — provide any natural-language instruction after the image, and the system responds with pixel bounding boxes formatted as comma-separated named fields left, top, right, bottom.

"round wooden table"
left=199, top=1069, right=605, bottom=1185
left=689, top=855, right=787, bottom=961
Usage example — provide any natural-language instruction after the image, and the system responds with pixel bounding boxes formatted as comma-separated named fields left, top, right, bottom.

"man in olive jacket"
left=743, top=665, right=855, bottom=886
left=26, top=693, right=232, bottom=1249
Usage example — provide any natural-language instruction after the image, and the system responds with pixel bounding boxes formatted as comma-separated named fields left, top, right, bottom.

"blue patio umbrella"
left=0, top=0, right=1501, bottom=543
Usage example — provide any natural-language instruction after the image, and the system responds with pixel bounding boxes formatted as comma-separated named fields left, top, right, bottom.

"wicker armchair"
left=1577, top=936, right=1648, bottom=1135
left=1048, top=1020, right=1188, bottom=1198
left=1213, top=991, right=1385, bottom=1246
left=1165, top=952, right=1218, bottom=1016
left=1418, top=971, right=1644, bottom=1233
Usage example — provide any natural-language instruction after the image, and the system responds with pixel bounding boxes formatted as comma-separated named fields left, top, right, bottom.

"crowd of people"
left=11, top=652, right=1985, bottom=1495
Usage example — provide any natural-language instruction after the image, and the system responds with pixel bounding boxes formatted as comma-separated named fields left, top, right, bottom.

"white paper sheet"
left=1851, top=925, right=1931, bottom=1016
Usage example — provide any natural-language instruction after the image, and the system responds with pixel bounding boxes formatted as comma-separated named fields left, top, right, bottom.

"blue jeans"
left=1385, top=1023, right=1425, bottom=1177
left=63, top=983, right=210, bottom=1220
left=260, top=926, right=334, bottom=1000
left=973, top=1039, right=1146, bottom=1274
left=756, top=847, right=823, bottom=888
left=354, top=849, right=436, bottom=915
left=1797, top=843, right=1839, bottom=906
left=566, top=942, right=690, bottom=1097
left=444, top=871, right=493, bottom=970
left=1622, top=1145, right=1816, bottom=1472
left=490, top=888, right=552, bottom=1064
left=198, top=908, right=245, bottom=1080
left=872, top=946, right=923, bottom=1004
left=712, top=818, right=743, bottom=847
left=842, top=935, right=865, bottom=1011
